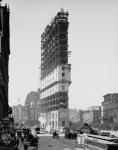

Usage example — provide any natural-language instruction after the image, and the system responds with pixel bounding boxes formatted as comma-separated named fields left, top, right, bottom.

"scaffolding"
left=41, top=9, right=69, bottom=77
left=40, top=9, right=71, bottom=113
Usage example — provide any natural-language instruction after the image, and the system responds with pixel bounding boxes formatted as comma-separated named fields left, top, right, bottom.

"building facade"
left=102, top=93, right=118, bottom=129
left=69, top=109, right=79, bottom=123
left=0, top=4, right=10, bottom=119
left=24, top=89, right=41, bottom=127
left=40, top=9, right=71, bottom=132
left=12, top=104, right=25, bottom=124
left=69, top=109, right=83, bottom=123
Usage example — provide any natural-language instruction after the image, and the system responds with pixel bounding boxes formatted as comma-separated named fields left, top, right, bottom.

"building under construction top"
left=41, top=9, right=70, bottom=77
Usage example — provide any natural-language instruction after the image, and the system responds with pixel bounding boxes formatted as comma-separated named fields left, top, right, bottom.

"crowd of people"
left=0, top=116, right=39, bottom=150
left=16, top=127, right=38, bottom=150
left=0, top=119, right=20, bottom=150
left=0, top=126, right=39, bottom=150
left=65, top=131, right=77, bottom=140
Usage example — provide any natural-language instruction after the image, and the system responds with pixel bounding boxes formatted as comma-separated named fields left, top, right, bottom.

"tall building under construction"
left=40, top=9, right=71, bottom=132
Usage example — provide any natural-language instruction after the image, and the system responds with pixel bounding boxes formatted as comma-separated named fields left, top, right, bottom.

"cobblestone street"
left=38, top=136, right=83, bottom=150
left=18, top=134, right=83, bottom=150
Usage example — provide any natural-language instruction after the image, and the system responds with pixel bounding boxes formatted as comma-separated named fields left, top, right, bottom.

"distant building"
left=69, top=109, right=80, bottom=123
left=83, top=106, right=101, bottom=128
left=0, top=4, right=10, bottom=119
left=40, top=9, right=71, bottom=132
left=102, top=93, right=118, bottom=129
left=24, top=89, right=41, bottom=127
left=12, top=104, right=25, bottom=124
left=78, top=110, right=84, bottom=123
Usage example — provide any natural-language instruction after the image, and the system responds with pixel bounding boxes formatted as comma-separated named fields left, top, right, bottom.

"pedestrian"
left=24, top=143, right=28, bottom=150
left=16, top=138, right=19, bottom=147
left=21, top=136, right=24, bottom=143
left=75, top=133, right=78, bottom=145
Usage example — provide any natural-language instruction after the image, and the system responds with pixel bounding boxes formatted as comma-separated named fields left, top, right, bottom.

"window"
left=62, top=66, right=65, bottom=70
left=62, top=73, right=65, bottom=77
left=56, top=121, right=57, bottom=126
left=56, top=113, right=58, bottom=119
left=52, top=113, right=54, bottom=119
left=62, top=85, right=65, bottom=91
left=62, top=121, right=65, bottom=127
left=52, top=121, right=54, bottom=128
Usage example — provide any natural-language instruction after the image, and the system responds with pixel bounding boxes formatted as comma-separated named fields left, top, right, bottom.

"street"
left=18, top=133, right=83, bottom=150
left=18, top=130, right=118, bottom=150
left=38, top=135, right=82, bottom=150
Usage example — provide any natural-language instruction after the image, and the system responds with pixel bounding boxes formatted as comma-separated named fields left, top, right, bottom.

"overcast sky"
left=3, top=0, right=118, bottom=109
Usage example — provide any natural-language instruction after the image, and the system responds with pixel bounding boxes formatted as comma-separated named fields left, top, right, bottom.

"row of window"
left=28, top=109, right=40, bottom=121
left=29, top=101, right=40, bottom=107
left=42, top=100, right=59, bottom=108
left=41, top=68, right=58, bottom=89
left=41, top=66, right=67, bottom=89
left=104, top=99, right=118, bottom=105
left=42, top=120, right=65, bottom=129
left=41, top=85, right=58, bottom=99
left=51, top=112, right=58, bottom=119
left=41, top=83, right=68, bottom=99
left=51, top=121, right=58, bottom=128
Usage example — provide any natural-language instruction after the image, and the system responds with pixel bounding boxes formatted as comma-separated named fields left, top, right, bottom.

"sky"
left=3, top=0, right=118, bottom=109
